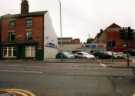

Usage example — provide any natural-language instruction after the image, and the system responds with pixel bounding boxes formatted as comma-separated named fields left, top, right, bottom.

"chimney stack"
left=21, top=0, right=29, bottom=16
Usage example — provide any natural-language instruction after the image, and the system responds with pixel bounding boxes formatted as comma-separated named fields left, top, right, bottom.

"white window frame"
left=26, top=31, right=32, bottom=40
left=8, top=32, right=15, bottom=42
left=2, top=47, right=16, bottom=58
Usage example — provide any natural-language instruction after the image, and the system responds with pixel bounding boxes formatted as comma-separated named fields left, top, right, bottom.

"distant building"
left=0, top=0, right=58, bottom=60
left=58, top=37, right=82, bottom=51
left=84, top=43, right=106, bottom=52
left=93, top=23, right=135, bottom=52
left=58, top=37, right=80, bottom=44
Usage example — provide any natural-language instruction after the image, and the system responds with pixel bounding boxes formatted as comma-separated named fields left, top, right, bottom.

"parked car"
left=56, top=52, right=75, bottom=59
left=128, top=49, right=135, bottom=56
left=92, top=51, right=112, bottom=59
left=92, top=51, right=126, bottom=59
left=74, top=52, right=95, bottom=59
left=105, top=51, right=127, bottom=59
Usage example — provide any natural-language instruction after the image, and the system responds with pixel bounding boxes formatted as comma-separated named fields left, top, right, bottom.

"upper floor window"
left=9, top=18, right=16, bottom=28
left=26, top=17, right=32, bottom=28
left=8, top=32, right=15, bottom=42
left=26, top=31, right=32, bottom=41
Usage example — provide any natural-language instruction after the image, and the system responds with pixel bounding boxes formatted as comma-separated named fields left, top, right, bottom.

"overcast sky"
left=0, top=0, right=135, bottom=42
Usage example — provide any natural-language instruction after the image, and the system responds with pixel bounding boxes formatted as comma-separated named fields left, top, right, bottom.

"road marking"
left=0, top=65, right=21, bottom=67
left=99, top=63, right=107, bottom=67
left=0, top=70, right=43, bottom=74
left=0, top=89, right=36, bottom=96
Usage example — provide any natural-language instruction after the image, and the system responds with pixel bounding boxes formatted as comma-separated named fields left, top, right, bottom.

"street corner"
left=0, top=88, right=36, bottom=96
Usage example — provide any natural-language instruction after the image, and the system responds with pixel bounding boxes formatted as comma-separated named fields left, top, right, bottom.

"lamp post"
left=57, top=0, right=63, bottom=51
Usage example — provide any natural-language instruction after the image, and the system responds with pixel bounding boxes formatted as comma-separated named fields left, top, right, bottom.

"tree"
left=86, top=38, right=94, bottom=44
left=120, top=27, right=134, bottom=67
left=120, top=27, right=134, bottom=41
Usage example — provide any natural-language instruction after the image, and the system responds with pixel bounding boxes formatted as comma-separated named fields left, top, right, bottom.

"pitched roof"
left=94, top=23, right=121, bottom=40
left=106, top=23, right=121, bottom=29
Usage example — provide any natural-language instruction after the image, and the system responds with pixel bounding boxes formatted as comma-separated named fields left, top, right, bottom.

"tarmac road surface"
left=0, top=62, right=134, bottom=96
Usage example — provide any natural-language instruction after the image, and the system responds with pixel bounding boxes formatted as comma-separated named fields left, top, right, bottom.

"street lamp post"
left=57, top=0, right=63, bottom=50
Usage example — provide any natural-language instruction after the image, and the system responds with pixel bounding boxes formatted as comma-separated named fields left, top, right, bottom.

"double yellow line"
left=0, top=89, right=36, bottom=96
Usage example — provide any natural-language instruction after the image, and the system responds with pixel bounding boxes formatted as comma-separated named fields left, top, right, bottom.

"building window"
left=107, top=40, right=116, bottom=49
left=26, top=17, right=32, bottom=28
left=25, top=46, right=35, bottom=58
left=9, top=18, right=16, bottom=28
left=8, top=32, right=15, bottom=42
left=26, top=31, right=32, bottom=40
left=2, top=47, right=16, bottom=58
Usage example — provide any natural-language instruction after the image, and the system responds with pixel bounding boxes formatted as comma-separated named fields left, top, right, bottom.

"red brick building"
left=94, top=23, right=135, bottom=52
left=0, top=0, right=58, bottom=60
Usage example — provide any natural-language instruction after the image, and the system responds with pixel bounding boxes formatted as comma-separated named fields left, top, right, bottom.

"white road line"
left=0, top=70, right=43, bottom=74
left=0, top=65, right=21, bottom=67
left=99, top=63, right=107, bottom=67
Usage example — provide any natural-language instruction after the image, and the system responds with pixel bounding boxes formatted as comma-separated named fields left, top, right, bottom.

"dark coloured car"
left=128, top=49, right=135, bottom=56
left=92, top=51, right=112, bottom=59
left=56, top=52, right=74, bottom=59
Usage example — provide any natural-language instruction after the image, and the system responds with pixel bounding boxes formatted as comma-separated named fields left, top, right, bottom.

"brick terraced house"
left=94, top=23, right=135, bottom=52
left=0, top=0, right=58, bottom=60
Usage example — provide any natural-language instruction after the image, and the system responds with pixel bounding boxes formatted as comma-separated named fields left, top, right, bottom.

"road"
left=0, top=62, right=135, bottom=96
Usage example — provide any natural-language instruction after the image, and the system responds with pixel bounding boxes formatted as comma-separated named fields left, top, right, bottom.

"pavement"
left=0, top=61, right=134, bottom=96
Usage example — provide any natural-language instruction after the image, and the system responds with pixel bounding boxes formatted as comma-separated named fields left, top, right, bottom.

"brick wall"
left=1, top=15, right=44, bottom=48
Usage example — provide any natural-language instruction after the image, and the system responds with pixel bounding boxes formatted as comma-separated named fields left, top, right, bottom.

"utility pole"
left=56, top=0, right=63, bottom=60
